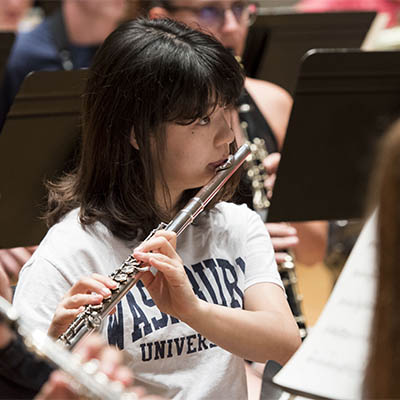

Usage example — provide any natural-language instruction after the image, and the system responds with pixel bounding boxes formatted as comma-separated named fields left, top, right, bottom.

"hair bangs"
left=155, top=33, right=244, bottom=125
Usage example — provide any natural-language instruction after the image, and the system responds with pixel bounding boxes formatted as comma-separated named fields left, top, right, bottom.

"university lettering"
left=140, top=334, right=217, bottom=362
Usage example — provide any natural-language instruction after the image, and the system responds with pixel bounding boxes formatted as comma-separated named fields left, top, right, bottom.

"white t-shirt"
left=14, top=202, right=282, bottom=400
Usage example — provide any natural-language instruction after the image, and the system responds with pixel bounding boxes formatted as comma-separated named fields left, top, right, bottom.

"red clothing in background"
left=297, top=0, right=400, bottom=26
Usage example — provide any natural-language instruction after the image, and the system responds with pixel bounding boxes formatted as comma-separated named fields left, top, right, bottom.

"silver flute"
left=0, top=296, right=135, bottom=400
left=59, top=143, right=251, bottom=350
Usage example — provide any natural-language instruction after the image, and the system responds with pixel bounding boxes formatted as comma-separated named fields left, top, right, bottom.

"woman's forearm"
left=182, top=284, right=301, bottom=364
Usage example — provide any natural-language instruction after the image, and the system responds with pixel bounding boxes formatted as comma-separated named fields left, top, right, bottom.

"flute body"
left=0, top=296, right=134, bottom=400
left=59, top=143, right=251, bottom=350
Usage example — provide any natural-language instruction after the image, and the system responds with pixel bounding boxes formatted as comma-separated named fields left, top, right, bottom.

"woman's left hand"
left=134, top=231, right=199, bottom=322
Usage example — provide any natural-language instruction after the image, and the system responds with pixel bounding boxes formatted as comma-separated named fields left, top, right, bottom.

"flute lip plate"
left=216, top=155, right=234, bottom=171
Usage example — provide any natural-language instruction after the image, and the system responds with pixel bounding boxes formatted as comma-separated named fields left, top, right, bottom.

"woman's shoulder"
left=45, top=208, right=107, bottom=240
left=36, top=209, right=128, bottom=264
left=23, top=209, right=133, bottom=285
left=214, top=201, right=249, bottom=212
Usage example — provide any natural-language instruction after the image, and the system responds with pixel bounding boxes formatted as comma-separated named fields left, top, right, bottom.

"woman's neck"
left=155, top=185, right=182, bottom=220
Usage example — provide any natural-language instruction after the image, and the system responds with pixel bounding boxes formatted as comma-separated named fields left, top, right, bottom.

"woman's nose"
left=215, top=109, right=235, bottom=146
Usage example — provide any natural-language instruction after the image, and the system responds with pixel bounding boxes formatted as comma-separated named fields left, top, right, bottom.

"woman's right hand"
left=134, top=230, right=200, bottom=323
left=48, top=273, right=117, bottom=339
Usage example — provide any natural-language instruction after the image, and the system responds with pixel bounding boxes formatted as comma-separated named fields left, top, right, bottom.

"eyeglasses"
left=166, top=2, right=258, bottom=29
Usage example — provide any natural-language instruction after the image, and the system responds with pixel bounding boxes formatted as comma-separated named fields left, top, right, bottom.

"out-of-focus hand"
left=0, top=263, right=12, bottom=302
left=0, top=290, right=14, bottom=350
left=263, top=152, right=281, bottom=199
left=48, top=273, right=118, bottom=339
left=34, top=370, right=77, bottom=400
left=0, top=266, right=14, bottom=349
left=0, top=246, right=37, bottom=284
left=266, top=222, right=299, bottom=264
left=35, top=333, right=166, bottom=400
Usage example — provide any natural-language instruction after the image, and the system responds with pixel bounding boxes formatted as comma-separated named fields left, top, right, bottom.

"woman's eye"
left=198, top=116, right=211, bottom=126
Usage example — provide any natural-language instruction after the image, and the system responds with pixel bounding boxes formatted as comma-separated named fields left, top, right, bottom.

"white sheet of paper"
left=273, top=213, right=377, bottom=400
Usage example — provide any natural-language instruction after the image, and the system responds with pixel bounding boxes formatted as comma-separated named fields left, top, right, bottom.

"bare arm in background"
left=264, top=153, right=328, bottom=265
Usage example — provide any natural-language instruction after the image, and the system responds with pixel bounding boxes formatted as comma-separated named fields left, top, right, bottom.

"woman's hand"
left=134, top=230, right=199, bottom=322
left=48, top=273, right=117, bottom=339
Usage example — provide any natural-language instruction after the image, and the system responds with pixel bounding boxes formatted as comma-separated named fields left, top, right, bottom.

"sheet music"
left=361, top=13, right=390, bottom=50
left=273, top=213, right=377, bottom=400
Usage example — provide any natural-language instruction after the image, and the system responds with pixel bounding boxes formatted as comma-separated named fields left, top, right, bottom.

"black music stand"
left=0, top=32, right=15, bottom=128
left=267, top=49, right=400, bottom=223
left=0, top=69, right=87, bottom=248
left=0, top=32, right=14, bottom=83
left=242, top=11, right=376, bottom=94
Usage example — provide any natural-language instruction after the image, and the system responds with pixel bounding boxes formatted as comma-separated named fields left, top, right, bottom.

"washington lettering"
left=108, top=257, right=245, bottom=350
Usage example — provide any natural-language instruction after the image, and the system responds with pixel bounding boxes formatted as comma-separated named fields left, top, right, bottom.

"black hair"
left=46, top=18, right=244, bottom=240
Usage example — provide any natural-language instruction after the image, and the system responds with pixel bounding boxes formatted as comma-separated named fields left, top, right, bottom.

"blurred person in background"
left=363, top=119, right=400, bottom=399
left=0, top=0, right=42, bottom=32
left=142, top=2, right=327, bottom=398
left=0, top=0, right=140, bottom=287
left=0, top=0, right=135, bottom=130
left=143, top=0, right=328, bottom=269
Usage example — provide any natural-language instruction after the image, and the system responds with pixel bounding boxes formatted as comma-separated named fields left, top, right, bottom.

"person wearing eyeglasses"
left=142, top=2, right=327, bottom=398
left=144, top=1, right=327, bottom=270
left=145, top=1, right=289, bottom=147
left=0, top=0, right=140, bottom=293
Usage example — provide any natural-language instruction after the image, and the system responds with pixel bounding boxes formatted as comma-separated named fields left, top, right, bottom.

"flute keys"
left=125, top=255, right=140, bottom=266
left=89, top=304, right=103, bottom=312
left=121, top=265, right=135, bottom=275
left=103, top=295, right=113, bottom=303
left=114, top=273, right=128, bottom=283
left=88, top=312, right=102, bottom=329
left=111, top=283, right=121, bottom=294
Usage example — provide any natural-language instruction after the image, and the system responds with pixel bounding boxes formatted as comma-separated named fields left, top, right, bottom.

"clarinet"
left=59, top=144, right=251, bottom=350
left=238, top=100, right=308, bottom=341
left=0, top=296, right=134, bottom=400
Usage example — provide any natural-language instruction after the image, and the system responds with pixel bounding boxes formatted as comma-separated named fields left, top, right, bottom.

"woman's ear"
left=130, top=128, right=139, bottom=150
left=148, top=7, right=170, bottom=20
